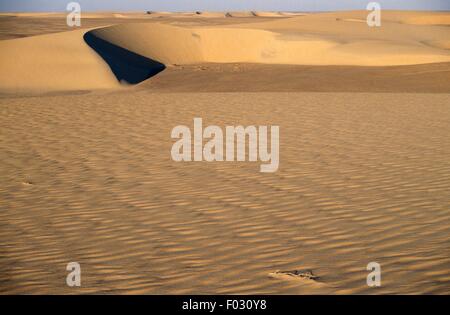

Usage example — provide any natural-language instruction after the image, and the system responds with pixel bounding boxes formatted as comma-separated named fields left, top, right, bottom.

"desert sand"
left=0, top=11, right=449, bottom=294
left=2, top=10, right=450, bottom=92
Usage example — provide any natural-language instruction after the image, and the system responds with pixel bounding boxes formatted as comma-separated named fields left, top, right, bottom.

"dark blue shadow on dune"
left=83, top=31, right=166, bottom=84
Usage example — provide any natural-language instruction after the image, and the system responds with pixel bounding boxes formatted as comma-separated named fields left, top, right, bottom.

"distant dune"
left=253, top=11, right=285, bottom=17
left=278, top=12, right=308, bottom=16
left=195, top=12, right=226, bottom=18
left=402, top=14, right=450, bottom=25
left=225, top=11, right=257, bottom=17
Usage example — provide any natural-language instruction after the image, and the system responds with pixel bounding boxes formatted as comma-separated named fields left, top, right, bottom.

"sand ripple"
left=1, top=92, right=449, bottom=294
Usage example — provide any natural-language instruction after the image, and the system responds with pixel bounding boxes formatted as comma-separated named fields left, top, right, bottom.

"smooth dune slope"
left=0, top=28, right=120, bottom=92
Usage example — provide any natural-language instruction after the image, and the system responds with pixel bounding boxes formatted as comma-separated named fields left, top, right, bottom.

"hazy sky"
left=1, top=0, right=449, bottom=12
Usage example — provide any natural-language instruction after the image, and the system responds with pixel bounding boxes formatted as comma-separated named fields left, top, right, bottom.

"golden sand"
left=0, top=11, right=449, bottom=294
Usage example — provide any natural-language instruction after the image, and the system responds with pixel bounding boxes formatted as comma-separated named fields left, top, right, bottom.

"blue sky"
left=1, top=0, right=449, bottom=12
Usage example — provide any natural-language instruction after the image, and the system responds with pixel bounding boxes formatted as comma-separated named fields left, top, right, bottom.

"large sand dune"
left=0, top=29, right=120, bottom=91
left=1, top=11, right=449, bottom=92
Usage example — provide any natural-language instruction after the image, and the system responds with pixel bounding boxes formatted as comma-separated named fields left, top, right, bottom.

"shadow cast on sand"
left=83, top=31, right=166, bottom=85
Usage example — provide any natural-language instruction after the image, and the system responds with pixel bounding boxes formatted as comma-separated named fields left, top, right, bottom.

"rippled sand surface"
left=1, top=91, right=449, bottom=294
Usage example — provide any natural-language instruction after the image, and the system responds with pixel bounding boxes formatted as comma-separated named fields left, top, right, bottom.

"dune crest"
left=89, top=21, right=450, bottom=66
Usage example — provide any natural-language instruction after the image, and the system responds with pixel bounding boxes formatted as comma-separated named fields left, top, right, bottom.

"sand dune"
left=403, top=14, right=450, bottom=25
left=145, top=11, right=198, bottom=18
left=332, top=11, right=450, bottom=26
left=0, top=28, right=120, bottom=92
left=0, top=12, right=64, bottom=18
left=0, top=13, right=154, bottom=40
left=0, top=12, right=145, bottom=19
left=383, top=11, right=450, bottom=25
left=278, top=12, right=308, bottom=16
left=88, top=19, right=450, bottom=66
left=253, top=12, right=286, bottom=17
left=195, top=12, right=226, bottom=18
left=225, top=11, right=257, bottom=18
left=318, top=10, right=450, bottom=25
left=146, top=11, right=172, bottom=15
left=1, top=11, right=450, bottom=92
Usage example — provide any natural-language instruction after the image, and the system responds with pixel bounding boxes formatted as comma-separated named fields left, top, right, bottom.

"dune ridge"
left=88, top=21, right=450, bottom=67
